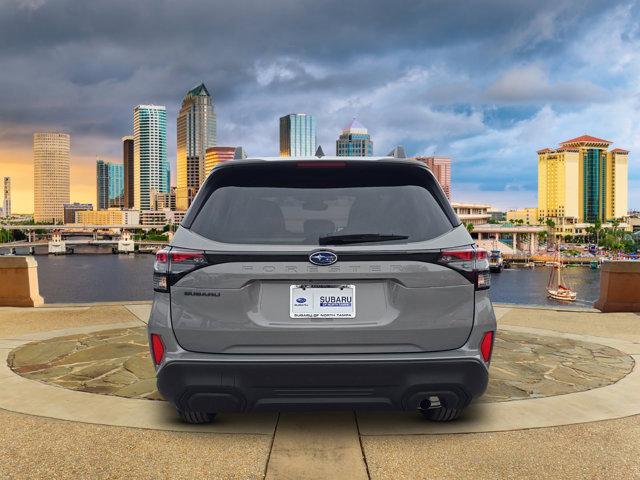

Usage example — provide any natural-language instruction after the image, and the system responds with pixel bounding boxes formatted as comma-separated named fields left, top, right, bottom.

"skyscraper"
left=415, top=156, right=452, bottom=199
left=204, top=146, right=236, bottom=175
left=279, top=114, right=316, bottom=157
left=2, top=177, right=10, bottom=218
left=537, top=135, right=628, bottom=223
left=33, top=132, right=70, bottom=223
left=96, top=160, right=109, bottom=210
left=122, top=135, right=134, bottom=208
left=176, top=83, right=216, bottom=210
left=336, top=118, right=373, bottom=156
left=108, top=163, right=124, bottom=208
left=133, top=105, right=168, bottom=211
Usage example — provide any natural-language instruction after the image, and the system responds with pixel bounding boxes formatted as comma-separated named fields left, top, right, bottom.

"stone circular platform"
left=7, top=327, right=634, bottom=403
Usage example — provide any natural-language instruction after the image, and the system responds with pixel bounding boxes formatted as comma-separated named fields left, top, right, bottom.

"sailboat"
left=547, top=251, right=577, bottom=302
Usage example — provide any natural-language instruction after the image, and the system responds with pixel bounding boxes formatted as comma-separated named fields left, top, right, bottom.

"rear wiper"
left=318, top=233, right=409, bottom=246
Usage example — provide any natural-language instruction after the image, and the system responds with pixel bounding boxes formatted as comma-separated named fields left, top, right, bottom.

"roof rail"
left=387, top=145, right=407, bottom=159
left=233, top=146, right=247, bottom=160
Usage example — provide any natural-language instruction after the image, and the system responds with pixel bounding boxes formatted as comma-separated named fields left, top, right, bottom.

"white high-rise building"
left=2, top=177, right=10, bottom=218
left=33, top=132, right=70, bottom=223
left=133, top=105, right=168, bottom=211
left=176, top=83, right=216, bottom=210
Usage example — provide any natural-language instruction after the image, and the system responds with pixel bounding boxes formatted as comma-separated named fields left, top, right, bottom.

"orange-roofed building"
left=537, top=135, right=628, bottom=224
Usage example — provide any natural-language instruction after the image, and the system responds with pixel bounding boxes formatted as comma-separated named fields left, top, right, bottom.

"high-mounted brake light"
left=296, top=161, right=346, bottom=168
left=150, top=334, right=165, bottom=365
left=480, top=331, right=494, bottom=363
left=438, top=246, right=490, bottom=290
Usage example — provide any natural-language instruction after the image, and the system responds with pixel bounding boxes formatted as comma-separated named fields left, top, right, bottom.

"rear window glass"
left=191, top=185, right=451, bottom=245
left=188, top=163, right=454, bottom=246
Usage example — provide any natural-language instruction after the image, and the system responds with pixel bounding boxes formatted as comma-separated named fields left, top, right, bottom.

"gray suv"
left=148, top=156, right=496, bottom=424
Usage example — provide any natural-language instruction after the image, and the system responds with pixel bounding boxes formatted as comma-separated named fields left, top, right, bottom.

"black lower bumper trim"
left=157, top=358, right=488, bottom=413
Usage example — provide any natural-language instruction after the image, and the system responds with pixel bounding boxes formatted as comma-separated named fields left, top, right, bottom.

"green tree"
left=466, top=223, right=474, bottom=233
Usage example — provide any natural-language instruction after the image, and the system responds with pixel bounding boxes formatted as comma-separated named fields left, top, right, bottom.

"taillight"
left=153, top=248, right=170, bottom=292
left=150, top=334, right=165, bottom=365
left=480, top=331, right=494, bottom=363
left=153, top=247, right=208, bottom=293
left=438, top=246, right=490, bottom=290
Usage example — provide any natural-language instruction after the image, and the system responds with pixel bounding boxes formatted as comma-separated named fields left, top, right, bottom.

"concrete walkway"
left=1, top=303, right=639, bottom=479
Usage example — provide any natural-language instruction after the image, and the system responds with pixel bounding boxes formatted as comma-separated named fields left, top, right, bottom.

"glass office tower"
left=133, top=105, right=168, bottom=211
left=176, top=83, right=216, bottom=209
left=279, top=114, right=316, bottom=157
left=122, top=136, right=134, bottom=208
left=336, top=118, right=373, bottom=156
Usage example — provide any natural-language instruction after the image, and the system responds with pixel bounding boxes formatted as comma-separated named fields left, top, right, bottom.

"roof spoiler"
left=387, top=145, right=407, bottom=159
left=233, top=146, right=247, bottom=160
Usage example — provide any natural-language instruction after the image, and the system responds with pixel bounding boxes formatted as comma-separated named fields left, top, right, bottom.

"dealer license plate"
left=290, top=285, right=356, bottom=318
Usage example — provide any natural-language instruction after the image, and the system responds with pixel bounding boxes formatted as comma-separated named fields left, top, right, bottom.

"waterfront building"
left=97, top=161, right=125, bottom=209
left=488, top=210, right=506, bottom=222
left=152, top=187, right=176, bottom=211
left=63, top=203, right=93, bottom=224
left=336, top=118, right=373, bottom=157
left=176, top=83, right=216, bottom=210
left=133, top=105, right=168, bottom=211
left=33, top=132, right=70, bottom=223
left=506, top=208, right=540, bottom=225
left=75, top=208, right=140, bottom=226
left=108, top=163, right=124, bottom=208
left=140, top=210, right=186, bottom=227
left=537, top=135, right=629, bottom=224
left=205, top=146, right=236, bottom=175
left=279, top=114, right=316, bottom=157
left=415, top=156, right=452, bottom=199
left=2, top=177, right=10, bottom=218
left=451, top=202, right=491, bottom=226
left=122, top=136, right=134, bottom=208
left=96, top=160, right=109, bottom=210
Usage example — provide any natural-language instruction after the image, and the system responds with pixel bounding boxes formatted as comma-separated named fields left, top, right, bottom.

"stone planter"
left=594, top=261, right=640, bottom=312
left=0, top=256, right=44, bottom=307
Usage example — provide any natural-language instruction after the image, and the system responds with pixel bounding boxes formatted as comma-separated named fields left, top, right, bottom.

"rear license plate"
left=290, top=285, right=356, bottom=318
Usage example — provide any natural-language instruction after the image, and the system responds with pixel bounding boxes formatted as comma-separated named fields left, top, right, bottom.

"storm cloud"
left=0, top=0, right=639, bottom=210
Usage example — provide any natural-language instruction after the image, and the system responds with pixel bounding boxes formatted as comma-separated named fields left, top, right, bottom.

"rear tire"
left=421, top=407, right=464, bottom=422
left=177, top=409, right=216, bottom=424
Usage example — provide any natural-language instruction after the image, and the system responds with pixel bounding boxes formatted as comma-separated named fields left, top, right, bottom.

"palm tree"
left=545, top=218, right=556, bottom=247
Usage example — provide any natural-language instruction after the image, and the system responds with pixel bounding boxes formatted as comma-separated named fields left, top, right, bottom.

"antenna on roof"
left=233, top=146, right=247, bottom=160
left=387, top=145, right=406, bottom=159
left=315, top=145, right=325, bottom=158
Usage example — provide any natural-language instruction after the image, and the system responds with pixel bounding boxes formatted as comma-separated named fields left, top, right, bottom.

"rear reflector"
left=480, top=331, right=494, bottom=363
left=150, top=334, right=165, bottom=365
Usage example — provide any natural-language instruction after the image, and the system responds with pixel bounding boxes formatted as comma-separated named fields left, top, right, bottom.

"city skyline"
left=1, top=1, right=639, bottom=212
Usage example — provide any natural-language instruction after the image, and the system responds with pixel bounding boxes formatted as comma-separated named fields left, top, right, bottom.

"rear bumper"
left=156, top=358, right=489, bottom=413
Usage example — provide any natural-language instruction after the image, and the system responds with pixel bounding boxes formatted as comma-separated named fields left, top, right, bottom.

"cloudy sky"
left=1, top=0, right=639, bottom=212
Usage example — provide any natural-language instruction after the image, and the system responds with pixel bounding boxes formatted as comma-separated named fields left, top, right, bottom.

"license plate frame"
left=289, top=284, right=356, bottom=319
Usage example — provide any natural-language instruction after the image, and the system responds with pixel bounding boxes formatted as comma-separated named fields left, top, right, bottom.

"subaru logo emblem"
left=296, top=297, right=307, bottom=303
left=309, top=250, right=338, bottom=266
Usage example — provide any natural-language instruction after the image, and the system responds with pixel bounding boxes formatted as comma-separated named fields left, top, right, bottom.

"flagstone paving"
left=7, top=326, right=634, bottom=402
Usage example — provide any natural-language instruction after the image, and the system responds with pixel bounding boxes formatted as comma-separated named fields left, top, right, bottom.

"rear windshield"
left=187, top=162, right=455, bottom=246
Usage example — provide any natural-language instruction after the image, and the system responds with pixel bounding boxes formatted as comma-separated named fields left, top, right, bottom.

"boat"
left=547, top=253, right=577, bottom=302
left=488, top=249, right=504, bottom=272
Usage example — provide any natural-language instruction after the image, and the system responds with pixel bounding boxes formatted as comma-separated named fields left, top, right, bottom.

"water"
left=6, top=252, right=602, bottom=307
left=489, top=266, right=600, bottom=309
left=35, top=254, right=156, bottom=303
